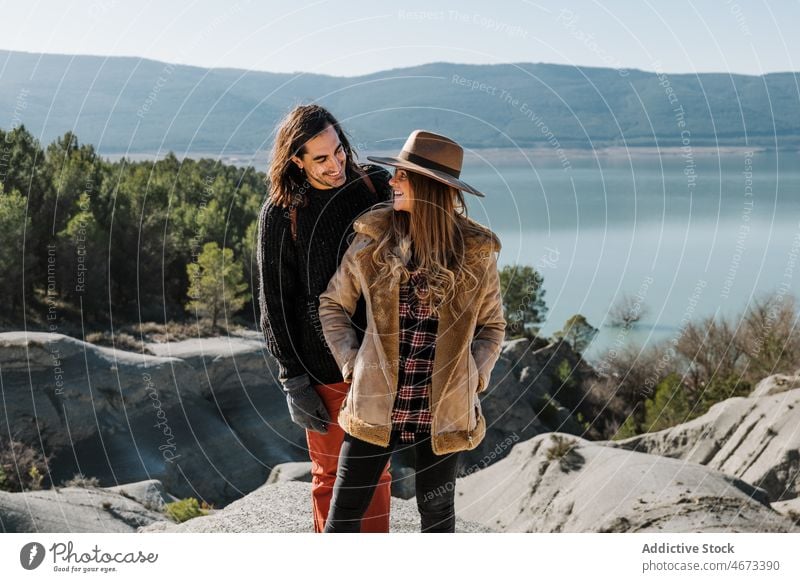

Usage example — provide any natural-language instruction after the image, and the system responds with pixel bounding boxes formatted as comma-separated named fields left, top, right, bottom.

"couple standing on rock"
left=257, top=105, right=506, bottom=533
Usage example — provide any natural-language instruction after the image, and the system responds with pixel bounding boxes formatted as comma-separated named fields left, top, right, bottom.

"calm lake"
left=455, top=149, right=800, bottom=364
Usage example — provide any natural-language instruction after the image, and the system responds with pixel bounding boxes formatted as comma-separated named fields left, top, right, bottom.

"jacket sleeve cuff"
left=341, top=351, right=358, bottom=383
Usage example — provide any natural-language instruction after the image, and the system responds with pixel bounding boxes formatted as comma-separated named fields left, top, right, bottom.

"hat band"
left=398, top=150, right=461, bottom=179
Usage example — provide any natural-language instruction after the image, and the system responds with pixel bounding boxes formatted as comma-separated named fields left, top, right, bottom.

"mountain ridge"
left=2, top=49, right=798, bottom=153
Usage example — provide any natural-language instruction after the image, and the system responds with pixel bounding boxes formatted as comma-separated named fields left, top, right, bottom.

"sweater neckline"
left=306, top=173, right=367, bottom=199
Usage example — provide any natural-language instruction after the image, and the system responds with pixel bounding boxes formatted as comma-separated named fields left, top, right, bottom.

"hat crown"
left=365, top=129, right=485, bottom=196
left=400, top=130, right=463, bottom=177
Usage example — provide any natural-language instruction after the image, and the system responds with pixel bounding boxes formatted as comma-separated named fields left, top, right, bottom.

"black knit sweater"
left=257, top=163, right=392, bottom=384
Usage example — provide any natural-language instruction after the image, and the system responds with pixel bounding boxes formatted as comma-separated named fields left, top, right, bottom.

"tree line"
left=0, top=126, right=262, bottom=332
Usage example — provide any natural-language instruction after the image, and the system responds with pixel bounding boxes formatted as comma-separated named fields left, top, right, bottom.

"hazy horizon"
left=1, top=0, right=798, bottom=77
left=3, top=47, right=799, bottom=79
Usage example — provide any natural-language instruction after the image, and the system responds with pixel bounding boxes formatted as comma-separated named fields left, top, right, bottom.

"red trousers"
left=306, top=381, right=392, bottom=532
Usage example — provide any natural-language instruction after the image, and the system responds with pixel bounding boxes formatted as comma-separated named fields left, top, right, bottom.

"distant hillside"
left=1, top=50, right=798, bottom=153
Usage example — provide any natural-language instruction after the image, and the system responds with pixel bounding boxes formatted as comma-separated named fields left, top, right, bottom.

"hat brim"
left=366, top=155, right=485, bottom=197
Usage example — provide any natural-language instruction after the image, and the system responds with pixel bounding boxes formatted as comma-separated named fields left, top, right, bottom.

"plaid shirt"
left=391, top=268, right=439, bottom=443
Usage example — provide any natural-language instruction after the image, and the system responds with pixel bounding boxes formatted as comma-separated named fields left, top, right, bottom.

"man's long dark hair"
left=268, top=104, right=358, bottom=208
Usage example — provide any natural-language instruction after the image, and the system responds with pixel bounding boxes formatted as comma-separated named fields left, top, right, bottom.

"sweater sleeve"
left=256, top=201, right=306, bottom=382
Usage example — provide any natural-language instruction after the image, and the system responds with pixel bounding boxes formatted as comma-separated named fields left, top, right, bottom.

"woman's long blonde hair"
left=370, top=171, right=486, bottom=314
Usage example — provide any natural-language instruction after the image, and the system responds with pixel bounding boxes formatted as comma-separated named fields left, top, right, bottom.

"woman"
left=318, top=130, right=506, bottom=533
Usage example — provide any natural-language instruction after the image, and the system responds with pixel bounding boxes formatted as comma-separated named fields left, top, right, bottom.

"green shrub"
left=575, top=411, right=591, bottom=433
left=697, top=376, right=751, bottom=415
left=642, top=373, right=693, bottom=433
left=545, top=434, right=585, bottom=472
left=556, top=359, right=572, bottom=386
left=545, top=434, right=576, bottom=461
left=614, top=372, right=754, bottom=440
left=164, top=498, right=207, bottom=523
left=613, top=413, right=640, bottom=441
left=0, top=438, right=50, bottom=492
left=534, top=395, right=560, bottom=426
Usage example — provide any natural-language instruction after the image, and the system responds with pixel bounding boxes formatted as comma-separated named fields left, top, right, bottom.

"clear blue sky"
left=1, top=0, right=798, bottom=76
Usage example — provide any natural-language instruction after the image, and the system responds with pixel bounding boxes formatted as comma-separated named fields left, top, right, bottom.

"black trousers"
left=324, top=431, right=461, bottom=533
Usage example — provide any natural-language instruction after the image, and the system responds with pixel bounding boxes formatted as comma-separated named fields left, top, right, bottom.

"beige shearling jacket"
left=318, top=206, right=506, bottom=454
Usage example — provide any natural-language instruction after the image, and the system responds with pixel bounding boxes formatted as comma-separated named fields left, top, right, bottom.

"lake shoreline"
left=98, top=145, right=795, bottom=171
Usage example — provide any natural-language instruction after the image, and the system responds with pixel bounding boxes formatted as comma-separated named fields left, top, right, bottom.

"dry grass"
left=0, top=438, right=51, bottom=492
left=62, top=473, right=101, bottom=488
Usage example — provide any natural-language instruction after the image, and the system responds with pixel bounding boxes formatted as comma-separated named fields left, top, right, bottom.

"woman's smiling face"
left=389, top=168, right=414, bottom=213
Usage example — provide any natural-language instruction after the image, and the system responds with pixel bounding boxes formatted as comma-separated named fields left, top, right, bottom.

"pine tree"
left=186, top=242, right=250, bottom=329
left=499, top=264, right=547, bottom=339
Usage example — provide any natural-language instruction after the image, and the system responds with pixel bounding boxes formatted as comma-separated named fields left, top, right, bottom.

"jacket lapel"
left=355, top=247, right=400, bottom=389
left=430, top=298, right=472, bottom=410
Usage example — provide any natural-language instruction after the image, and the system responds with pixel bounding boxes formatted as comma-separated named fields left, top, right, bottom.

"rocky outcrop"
left=0, top=482, right=170, bottom=533
left=459, top=338, right=597, bottom=473
left=0, top=331, right=308, bottom=507
left=106, top=479, right=178, bottom=511
left=610, top=372, right=800, bottom=502
left=4, top=436, right=798, bottom=533
left=139, top=481, right=492, bottom=533
left=455, top=433, right=799, bottom=533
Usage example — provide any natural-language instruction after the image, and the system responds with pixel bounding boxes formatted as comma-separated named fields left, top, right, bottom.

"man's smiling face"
left=292, top=124, right=347, bottom=189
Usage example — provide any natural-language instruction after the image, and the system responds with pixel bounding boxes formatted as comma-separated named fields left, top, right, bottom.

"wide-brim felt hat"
left=367, top=130, right=485, bottom=197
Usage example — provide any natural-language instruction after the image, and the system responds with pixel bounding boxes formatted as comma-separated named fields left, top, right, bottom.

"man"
left=257, top=105, right=393, bottom=532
